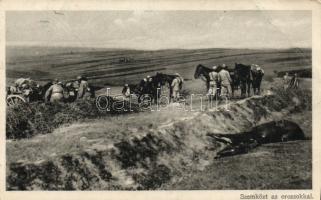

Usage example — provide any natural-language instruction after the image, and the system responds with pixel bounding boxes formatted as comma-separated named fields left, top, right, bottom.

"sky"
left=6, top=10, right=311, bottom=49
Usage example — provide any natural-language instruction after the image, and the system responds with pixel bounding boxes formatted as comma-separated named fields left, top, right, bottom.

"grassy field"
left=6, top=46, right=311, bottom=87
left=162, top=140, right=312, bottom=190
left=6, top=46, right=312, bottom=190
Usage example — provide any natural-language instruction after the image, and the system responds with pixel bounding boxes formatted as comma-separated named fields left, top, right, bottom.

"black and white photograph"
left=5, top=9, right=314, bottom=192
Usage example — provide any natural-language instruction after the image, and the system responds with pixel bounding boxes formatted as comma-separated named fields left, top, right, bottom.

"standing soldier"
left=218, top=64, right=232, bottom=99
left=289, top=73, right=299, bottom=89
left=122, top=84, right=131, bottom=98
left=175, top=73, right=184, bottom=90
left=45, top=79, right=64, bottom=103
left=207, top=66, right=219, bottom=101
left=283, top=72, right=291, bottom=90
left=171, top=73, right=182, bottom=102
left=139, top=76, right=149, bottom=95
left=77, top=75, right=91, bottom=100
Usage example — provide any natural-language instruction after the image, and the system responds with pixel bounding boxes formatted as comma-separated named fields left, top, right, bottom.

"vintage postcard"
left=0, top=0, right=320, bottom=199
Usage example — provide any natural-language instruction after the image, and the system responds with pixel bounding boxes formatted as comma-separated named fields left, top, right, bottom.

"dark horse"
left=251, top=68, right=264, bottom=95
left=207, top=120, right=305, bottom=159
left=123, top=72, right=181, bottom=103
left=194, top=64, right=236, bottom=97
left=234, top=63, right=252, bottom=97
left=194, top=64, right=213, bottom=91
left=153, top=72, right=183, bottom=102
left=234, top=63, right=264, bottom=97
left=121, top=75, right=161, bottom=104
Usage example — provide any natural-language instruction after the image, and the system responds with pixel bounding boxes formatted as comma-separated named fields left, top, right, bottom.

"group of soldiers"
left=207, top=63, right=265, bottom=101
left=122, top=73, right=184, bottom=102
left=207, top=64, right=232, bottom=100
left=8, top=75, right=91, bottom=103
left=45, top=75, right=91, bottom=103
left=11, top=65, right=298, bottom=105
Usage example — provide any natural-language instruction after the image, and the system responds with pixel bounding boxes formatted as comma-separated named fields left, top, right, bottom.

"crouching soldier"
left=45, top=79, right=64, bottom=103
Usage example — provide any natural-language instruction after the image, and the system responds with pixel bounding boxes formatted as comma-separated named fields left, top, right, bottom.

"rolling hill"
left=6, top=46, right=311, bottom=86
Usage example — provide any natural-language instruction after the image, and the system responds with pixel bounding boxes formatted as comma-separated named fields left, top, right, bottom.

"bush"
left=6, top=98, right=138, bottom=139
left=271, top=86, right=312, bottom=111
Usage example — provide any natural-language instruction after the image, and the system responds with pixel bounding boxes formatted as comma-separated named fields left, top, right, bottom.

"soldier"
left=171, top=73, right=182, bottom=102
left=283, top=72, right=291, bottom=90
left=122, top=84, right=131, bottom=98
left=139, top=76, right=149, bottom=94
left=256, top=66, right=264, bottom=75
left=175, top=72, right=184, bottom=90
left=45, top=79, right=64, bottom=103
left=218, top=64, right=232, bottom=99
left=207, top=66, right=219, bottom=101
left=77, top=75, right=91, bottom=100
left=289, top=73, right=299, bottom=89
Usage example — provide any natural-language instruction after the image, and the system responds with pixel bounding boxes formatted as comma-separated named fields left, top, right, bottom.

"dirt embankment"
left=7, top=88, right=311, bottom=190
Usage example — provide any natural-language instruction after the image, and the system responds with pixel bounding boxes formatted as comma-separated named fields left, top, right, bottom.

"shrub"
left=6, top=98, right=138, bottom=140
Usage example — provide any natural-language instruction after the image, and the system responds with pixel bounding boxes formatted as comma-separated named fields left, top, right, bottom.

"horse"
left=194, top=64, right=213, bottom=91
left=234, top=63, right=252, bottom=97
left=251, top=69, right=264, bottom=95
left=121, top=78, right=158, bottom=103
left=234, top=63, right=264, bottom=97
left=207, top=120, right=305, bottom=159
left=194, top=64, right=237, bottom=97
left=153, top=72, right=183, bottom=102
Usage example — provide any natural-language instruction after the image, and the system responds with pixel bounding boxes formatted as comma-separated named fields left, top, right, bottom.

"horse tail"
left=194, top=65, right=200, bottom=79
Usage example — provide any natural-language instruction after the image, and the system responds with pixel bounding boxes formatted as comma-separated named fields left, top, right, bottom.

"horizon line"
left=6, top=43, right=312, bottom=51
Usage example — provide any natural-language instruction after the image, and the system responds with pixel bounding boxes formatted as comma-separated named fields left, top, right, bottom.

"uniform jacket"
left=77, top=80, right=89, bottom=99
left=209, top=71, right=219, bottom=84
left=171, top=78, right=181, bottom=91
left=218, top=69, right=232, bottom=85
left=45, top=84, right=64, bottom=102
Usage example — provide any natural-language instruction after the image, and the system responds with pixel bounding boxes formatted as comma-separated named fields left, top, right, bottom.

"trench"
left=6, top=93, right=308, bottom=190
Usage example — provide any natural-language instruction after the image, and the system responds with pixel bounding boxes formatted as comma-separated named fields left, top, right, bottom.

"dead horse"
left=207, top=120, right=306, bottom=159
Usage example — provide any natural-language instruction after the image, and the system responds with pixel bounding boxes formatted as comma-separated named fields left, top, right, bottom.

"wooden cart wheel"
left=6, top=95, right=26, bottom=106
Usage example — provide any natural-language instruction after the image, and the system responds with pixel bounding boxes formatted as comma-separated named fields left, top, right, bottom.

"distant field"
left=6, top=46, right=311, bottom=87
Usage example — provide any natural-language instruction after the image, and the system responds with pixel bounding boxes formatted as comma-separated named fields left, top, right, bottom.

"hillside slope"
left=7, top=89, right=312, bottom=190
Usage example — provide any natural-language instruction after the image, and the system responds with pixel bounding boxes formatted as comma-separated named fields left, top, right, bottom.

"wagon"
left=6, top=91, right=29, bottom=106
left=6, top=85, right=42, bottom=106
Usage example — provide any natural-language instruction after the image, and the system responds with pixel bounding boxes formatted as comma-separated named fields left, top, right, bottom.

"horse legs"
left=240, top=82, right=246, bottom=98
left=231, top=84, right=235, bottom=99
left=247, top=81, right=251, bottom=97
left=257, top=79, right=262, bottom=95
left=169, top=88, right=173, bottom=103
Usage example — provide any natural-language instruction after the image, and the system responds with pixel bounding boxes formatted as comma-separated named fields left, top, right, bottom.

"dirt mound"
left=7, top=88, right=311, bottom=190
